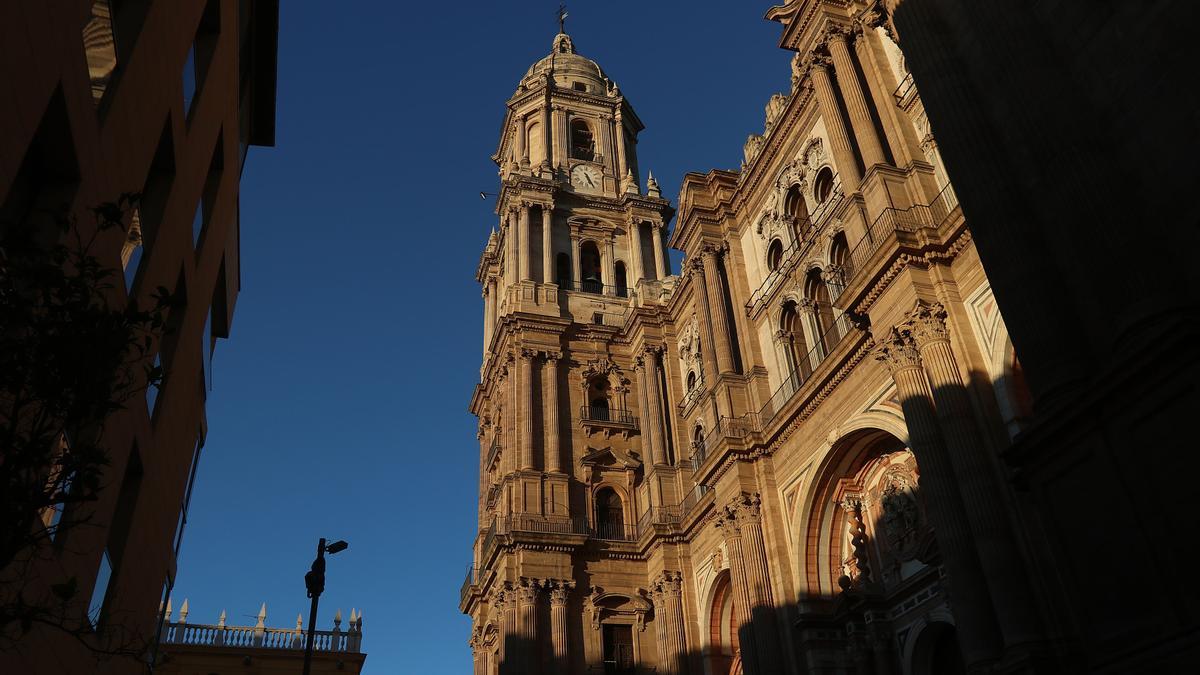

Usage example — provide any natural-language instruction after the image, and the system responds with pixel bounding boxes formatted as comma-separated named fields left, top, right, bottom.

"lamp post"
left=302, top=537, right=348, bottom=675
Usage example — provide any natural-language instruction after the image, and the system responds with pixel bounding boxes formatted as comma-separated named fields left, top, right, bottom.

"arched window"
left=595, top=487, right=625, bottom=540
left=829, top=231, right=849, bottom=269
left=580, top=241, right=603, bottom=293
left=766, top=239, right=784, bottom=272
left=805, top=268, right=838, bottom=352
left=570, top=119, right=595, bottom=161
left=556, top=252, right=572, bottom=288
left=614, top=261, right=628, bottom=297
left=686, top=371, right=697, bottom=392
left=813, top=167, right=834, bottom=204
left=784, top=184, right=809, bottom=239
left=780, top=300, right=811, bottom=381
left=586, top=376, right=611, bottom=421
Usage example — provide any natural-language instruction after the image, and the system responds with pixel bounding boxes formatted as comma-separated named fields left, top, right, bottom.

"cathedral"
left=459, top=2, right=1100, bottom=673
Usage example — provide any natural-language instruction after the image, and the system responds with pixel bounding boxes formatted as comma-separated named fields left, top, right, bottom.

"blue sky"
left=173, top=2, right=787, bottom=672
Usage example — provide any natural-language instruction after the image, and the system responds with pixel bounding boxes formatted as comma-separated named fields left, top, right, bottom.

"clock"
left=570, top=164, right=603, bottom=192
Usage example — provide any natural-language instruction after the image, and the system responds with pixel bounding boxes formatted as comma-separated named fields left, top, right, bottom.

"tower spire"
left=557, top=3, right=568, bottom=34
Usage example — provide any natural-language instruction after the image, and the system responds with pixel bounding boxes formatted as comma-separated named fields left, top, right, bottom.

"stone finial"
left=296, top=613, right=303, bottom=631
left=350, top=608, right=358, bottom=627
left=256, top=603, right=267, bottom=628
left=218, top=609, right=227, bottom=628
left=622, top=168, right=638, bottom=194
left=163, top=597, right=172, bottom=622
left=646, top=170, right=661, bottom=198
left=334, top=608, right=343, bottom=629
left=178, top=598, right=189, bottom=624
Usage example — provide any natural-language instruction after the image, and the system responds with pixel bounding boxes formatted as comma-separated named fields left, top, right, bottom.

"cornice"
left=847, top=218, right=971, bottom=315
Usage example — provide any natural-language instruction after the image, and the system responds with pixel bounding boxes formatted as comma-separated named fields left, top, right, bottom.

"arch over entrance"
left=706, top=570, right=741, bottom=675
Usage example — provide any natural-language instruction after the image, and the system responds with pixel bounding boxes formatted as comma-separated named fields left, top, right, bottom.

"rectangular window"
left=82, top=1, right=118, bottom=103
left=146, top=352, right=161, bottom=418
left=88, top=549, right=113, bottom=629
left=184, top=0, right=221, bottom=120
left=182, top=44, right=197, bottom=115
left=174, top=432, right=203, bottom=556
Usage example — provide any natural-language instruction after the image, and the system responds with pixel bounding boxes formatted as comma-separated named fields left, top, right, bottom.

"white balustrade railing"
left=160, top=620, right=362, bottom=653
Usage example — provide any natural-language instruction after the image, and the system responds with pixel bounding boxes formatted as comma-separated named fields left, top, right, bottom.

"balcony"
left=758, top=314, right=860, bottom=426
left=592, top=521, right=639, bottom=542
left=485, top=435, right=501, bottom=469
left=560, top=279, right=635, bottom=299
left=579, top=405, right=638, bottom=437
left=684, top=414, right=761, bottom=472
left=746, top=182, right=846, bottom=317
left=836, top=183, right=961, bottom=306
left=636, top=485, right=713, bottom=533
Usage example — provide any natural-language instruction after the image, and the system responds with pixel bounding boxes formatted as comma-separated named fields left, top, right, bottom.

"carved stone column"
left=628, top=218, right=645, bottom=288
left=807, top=54, right=863, bottom=190
left=552, top=105, right=568, bottom=170
left=482, top=286, right=491, bottom=357
left=505, top=208, right=518, bottom=287
left=872, top=329, right=1003, bottom=666
left=651, top=571, right=688, bottom=675
left=826, top=26, right=887, bottom=170
left=642, top=346, right=668, bottom=465
left=542, top=206, right=554, bottom=284
left=797, top=297, right=823, bottom=366
left=905, top=301, right=1043, bottom=646
left=541, top=100, right=553, bottom=172
left=543, top=352, right=561, bottom=473
left=515, top=114, right=528, bottom=166
left=604, top=235, right=617, bottom=293
left=518, top=204, right=532, bottom=282
left=570, top=233, right=582, bottom=290
left=548, top=579, right=572, bottom=673
left=614, top=110, right=628, bottom=179
left=652, top=224, right=667, bottom=280
left=715, top=494, right=780, bottom=673
left=520, top=349, right=536, bottom=471
left=700, top=244, right=736, bottom=375
left=689, top=259, right=721, bottom=385
left=496, top=584, right=517, bottom=664
left=504, top=354, right=518, bottom=477
left=515, top=578, right=540, bottom=673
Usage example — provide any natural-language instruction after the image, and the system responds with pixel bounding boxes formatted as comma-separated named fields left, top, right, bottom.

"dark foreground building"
left=0, top=1, right=277, bottom=673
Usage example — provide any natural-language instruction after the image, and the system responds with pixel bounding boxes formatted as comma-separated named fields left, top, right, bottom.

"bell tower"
left=465, top=26, right=679, bottom=675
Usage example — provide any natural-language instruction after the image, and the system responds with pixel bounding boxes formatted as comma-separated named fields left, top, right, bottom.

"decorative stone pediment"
left=580, top=445, right=642, bottom=470
left=579, top=357, right=629, bottom=392
left=585, top=586, right=653, bottom=632
left=757, top=209, right=788, bottom=242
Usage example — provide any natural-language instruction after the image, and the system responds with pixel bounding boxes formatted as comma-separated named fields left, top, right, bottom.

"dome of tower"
left=518, top=33, right=616, bottom=95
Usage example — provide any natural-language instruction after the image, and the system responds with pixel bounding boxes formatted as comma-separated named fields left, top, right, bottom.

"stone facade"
left=460, top=2, right=1178, bottom=673
left=0, top=2, right=276, bottom=673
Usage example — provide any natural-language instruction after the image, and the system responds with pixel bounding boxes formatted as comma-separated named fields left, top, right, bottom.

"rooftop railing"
left=159, top=613, right=362, bottom=653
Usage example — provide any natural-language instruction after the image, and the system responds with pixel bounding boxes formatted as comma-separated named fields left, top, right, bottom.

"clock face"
left=571, top=164, right=603, bottom=191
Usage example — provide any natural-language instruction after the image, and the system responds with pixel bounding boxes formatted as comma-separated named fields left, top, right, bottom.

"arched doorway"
left=706, top=571, right=741, bottom=675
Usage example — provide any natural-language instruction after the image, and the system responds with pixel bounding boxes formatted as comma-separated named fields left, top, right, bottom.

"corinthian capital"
left=871, top=327, right=922, bottom=374
left=516, top=577, right=541, bottom=604
left=904, top=300, right=950, bottom=346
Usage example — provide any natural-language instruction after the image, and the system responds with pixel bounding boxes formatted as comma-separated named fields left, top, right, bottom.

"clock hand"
left=585, top=173, right=594, bottom=187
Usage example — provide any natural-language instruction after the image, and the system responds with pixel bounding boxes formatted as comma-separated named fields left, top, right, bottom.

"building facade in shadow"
left=460, top=1, right=1187, bottom=673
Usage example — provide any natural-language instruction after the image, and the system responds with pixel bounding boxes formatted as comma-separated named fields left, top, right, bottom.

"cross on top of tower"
left=558, top=4, right=568, bottom=34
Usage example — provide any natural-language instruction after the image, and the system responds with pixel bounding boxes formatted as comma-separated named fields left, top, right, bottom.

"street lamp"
left=302, top=537, right=348, bottom=675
